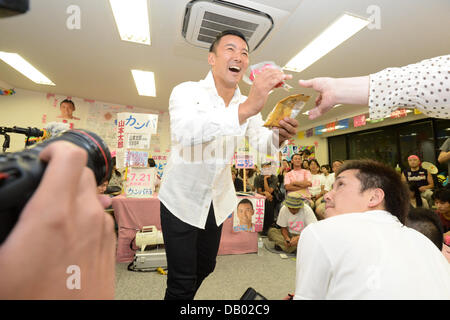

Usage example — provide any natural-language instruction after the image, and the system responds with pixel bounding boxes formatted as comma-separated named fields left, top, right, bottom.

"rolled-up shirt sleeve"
left=369, top=54, right=450, bottom=120
left=169, top=83, right=245, bottom=146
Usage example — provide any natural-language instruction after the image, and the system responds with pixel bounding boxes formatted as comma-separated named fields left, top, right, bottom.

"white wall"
left=0, top=87, right=171, bottom=153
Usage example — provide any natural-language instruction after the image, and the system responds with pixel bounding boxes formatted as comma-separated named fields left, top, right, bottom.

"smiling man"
left=294, top=159, right=450, bottom=299
left=158, top=30, right=297, bottom=300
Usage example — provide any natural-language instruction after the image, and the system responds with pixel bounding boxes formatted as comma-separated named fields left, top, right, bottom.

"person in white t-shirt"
left=320, top=164, right=333, bottom=192
left=316, top=161, right=343, bottom=219
left=268, top=192, right=317, bottom=254
left=308, top=159, right=326, bottom=218
left=295, top=159, right=450, bottom=300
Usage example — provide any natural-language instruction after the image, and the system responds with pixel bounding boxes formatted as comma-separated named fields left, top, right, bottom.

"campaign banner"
left=233, top=196, right=265, bottom=232
left=125, top=150, right=149, bottom=167
left=125, top=167, right=156, bottom=198
left=117, top=112, right=158, bottom=134
left=126, top=133, right=151, bottom=149
left=235, top=154, right=255, bottom=169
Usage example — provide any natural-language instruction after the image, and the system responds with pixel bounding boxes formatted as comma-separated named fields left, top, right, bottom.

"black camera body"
left=0, top=129, right=112, bottom=244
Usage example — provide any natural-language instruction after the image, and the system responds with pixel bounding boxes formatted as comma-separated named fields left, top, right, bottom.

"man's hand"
left=294, top=180, right=312, bottom=188
left=0, top=141, right=116, bottom=299
left=274, top=117, right=298, bottom=147
left=239, top=69, right=292, bottom=124
left=290, top=236, right=300, bottom=247
left=284, top=238, right=292, bottom=247
left=264, top=191, right=273, bottom=202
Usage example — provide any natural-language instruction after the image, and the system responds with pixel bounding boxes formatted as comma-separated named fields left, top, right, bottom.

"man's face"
left=60, top=102, right=74, bottom=117
left=208, top=35, right=249, bottom=88
left=237, top=203, right=254, bottom=224
left=288, top=207, right=300, bottom=215
left=408, top=157, right=420, bottom=169
left=292, top=155, right=302, bottom=168
left=261, top=164, right=272, bottom=176
left=324, top=169, right=375, bottom=218
left=332, top=161, right=342, bottom=173
left=435, top=200, right=450, bottom=215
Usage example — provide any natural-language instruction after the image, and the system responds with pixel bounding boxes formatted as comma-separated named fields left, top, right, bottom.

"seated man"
left=284, top=153, right=312, bottom=207
left=401, top=155, right=434, bottom=207
left=433, top=188, right=450, bottom=233
left=295, top=159, right=450, bottom=299
left=268, top=192, right=317, bottom=254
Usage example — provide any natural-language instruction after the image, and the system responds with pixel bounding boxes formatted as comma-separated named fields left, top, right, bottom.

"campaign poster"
left=233, top=196, right=265, bottom=232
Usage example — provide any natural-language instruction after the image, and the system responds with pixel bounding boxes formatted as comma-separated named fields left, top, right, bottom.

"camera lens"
left=30, top=129, right=112, bottom=185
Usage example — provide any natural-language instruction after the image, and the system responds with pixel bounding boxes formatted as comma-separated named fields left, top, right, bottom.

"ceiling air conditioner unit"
left=182, top=0, right=274, bottom=51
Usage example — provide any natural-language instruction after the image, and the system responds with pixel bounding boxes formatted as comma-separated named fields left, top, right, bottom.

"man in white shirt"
left=268, top=192, right=317, bottom=254
left=295, top=159, right=450, bottom=300
left=158, top=30, right=298, bottom=300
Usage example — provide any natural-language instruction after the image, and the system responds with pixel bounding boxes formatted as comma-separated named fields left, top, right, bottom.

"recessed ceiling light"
left=283, top=13, right=369, bottom=73
left=131, top=69, right=156, bottom=97
left=0, top=51, right=55, bottom=85
left=109, top=0, right=151, bottom=45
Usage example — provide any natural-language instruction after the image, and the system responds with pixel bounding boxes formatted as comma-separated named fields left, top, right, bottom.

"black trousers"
left=160, top=202, right=223, bottom=300
left=262, top=198, right=276, bottom=234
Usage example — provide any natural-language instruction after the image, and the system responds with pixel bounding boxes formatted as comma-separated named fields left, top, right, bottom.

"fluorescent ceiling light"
left=0, top=52, right=55, bottom=85
left=131, top=69, right=156, bottom=97
left=284, top=13, right=369, bottom=73
left=109, top=0, right=151, bottom=45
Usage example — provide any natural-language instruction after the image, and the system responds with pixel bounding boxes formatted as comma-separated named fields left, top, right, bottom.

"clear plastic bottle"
left=258, top=237, right=264, bottom=256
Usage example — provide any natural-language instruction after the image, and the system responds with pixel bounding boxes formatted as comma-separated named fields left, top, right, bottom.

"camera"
left=0, top=129, right=112, bottom=243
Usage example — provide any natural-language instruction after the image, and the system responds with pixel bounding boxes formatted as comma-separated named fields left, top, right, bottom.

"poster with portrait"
left=232, top=196, right=265, bottom=232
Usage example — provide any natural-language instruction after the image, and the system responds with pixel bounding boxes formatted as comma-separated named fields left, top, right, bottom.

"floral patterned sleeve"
left=368, top=55, right=450, bottom=119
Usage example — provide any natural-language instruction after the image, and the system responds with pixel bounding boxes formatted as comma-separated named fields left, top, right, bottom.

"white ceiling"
left=1, top=0, right=449, bottom=131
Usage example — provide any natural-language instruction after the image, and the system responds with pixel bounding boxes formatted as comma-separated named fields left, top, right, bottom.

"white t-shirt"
left=276, top=205, right=317, bottom=235
left=323, top=173, right=335, bottom=192
left=308, top=174, right=326, bottom=196
left=295, top=210, right=450, bottom=300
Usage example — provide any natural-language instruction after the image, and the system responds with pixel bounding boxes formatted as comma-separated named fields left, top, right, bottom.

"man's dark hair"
left=336, top=159, right=410, bottom=224
left=60, top=99, right=75, bottom=109
left=433, top=188, right=450, bottom=203
left=209, top=29, right=249, bottom=53
left=406, top=207, right=444, bottom=250
left=321, top=164, right=331, bottom=172
left=291, top=153, right=302, bottom=160
left=238, top=198, right=253, bottom=210
left=408, top=182, right=423, bottom=207
left=332, top=159, right=343, bottom=168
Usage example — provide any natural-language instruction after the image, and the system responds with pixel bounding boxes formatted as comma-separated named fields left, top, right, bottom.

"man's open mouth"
left=229, top=66, right=241, bottom=73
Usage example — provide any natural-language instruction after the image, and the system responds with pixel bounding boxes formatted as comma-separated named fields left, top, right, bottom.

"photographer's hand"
left=0, top=141, right=116, bottom=299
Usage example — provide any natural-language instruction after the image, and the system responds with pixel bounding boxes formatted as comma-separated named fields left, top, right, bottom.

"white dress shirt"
left=369, top=54, right=450, bottom=119
left=159, top=71, right=280, bottom=229
left=294, top=210, right=450, bottom=300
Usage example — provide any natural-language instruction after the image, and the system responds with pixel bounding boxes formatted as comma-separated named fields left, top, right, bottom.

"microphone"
left=1, top=126, right=44, bottom=137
